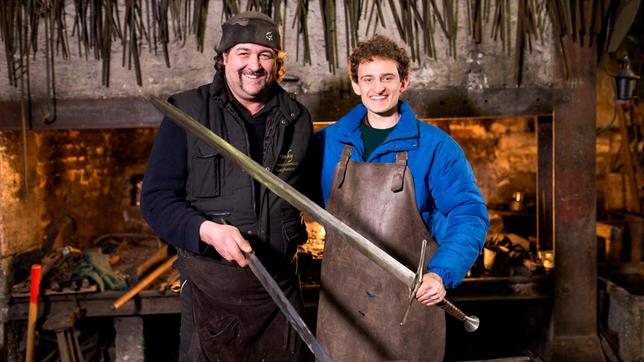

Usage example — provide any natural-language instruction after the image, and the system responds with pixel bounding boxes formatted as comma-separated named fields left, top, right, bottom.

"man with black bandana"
left=141, top=12, right=319, bottom=361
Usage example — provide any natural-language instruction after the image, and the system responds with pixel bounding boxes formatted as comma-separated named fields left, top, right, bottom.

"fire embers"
left=298, top=215, right=325, bottom=259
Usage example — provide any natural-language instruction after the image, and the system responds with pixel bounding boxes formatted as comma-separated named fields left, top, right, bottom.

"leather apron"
left=178, top=249, right=304, bottom=362
left=317, top=145, right=445, bottom=362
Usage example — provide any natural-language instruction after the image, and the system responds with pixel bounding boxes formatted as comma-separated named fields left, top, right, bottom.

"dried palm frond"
left=0, top=0, right=621, bottom=101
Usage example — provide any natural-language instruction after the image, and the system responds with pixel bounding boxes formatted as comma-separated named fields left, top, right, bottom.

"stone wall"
left=0, top=2, right=554, bottom=102
left=0, top=129, right=155, bottom=269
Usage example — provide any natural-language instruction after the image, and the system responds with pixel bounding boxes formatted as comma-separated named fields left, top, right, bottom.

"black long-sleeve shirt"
left=141, top=118, right=206, bottom=253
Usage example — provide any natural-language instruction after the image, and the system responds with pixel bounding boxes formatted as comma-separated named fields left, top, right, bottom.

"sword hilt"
left=399, top=239, right=480, bottom=332
left=437, top=299, right=480, bottom=332
left=400, top=240, right=427, bottom=325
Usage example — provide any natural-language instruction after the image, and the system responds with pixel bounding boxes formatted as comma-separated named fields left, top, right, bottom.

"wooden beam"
left=8, top=291, right=180, bottom=320
left=0, top=98, right=162, bottom=130
left=0, top=87, right=553, bottom=130
left=537, top=115, right=554, bottom=252
left=302, top=87, right=553, bottom=121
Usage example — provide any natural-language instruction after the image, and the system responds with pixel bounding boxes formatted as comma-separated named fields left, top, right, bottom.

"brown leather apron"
left=317, top=145, right=445, bottom=362
left=179, top=249, right=304, bottom=362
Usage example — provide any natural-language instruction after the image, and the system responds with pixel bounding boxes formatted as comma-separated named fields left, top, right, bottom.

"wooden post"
left=549, top=32, right=604, bottom=362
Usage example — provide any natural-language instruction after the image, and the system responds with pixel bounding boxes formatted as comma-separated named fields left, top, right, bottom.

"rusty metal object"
left=0, top=0, right=627, bottom=98
left=41, top=307, right=83, bottom=362
left=549, top=35, right=604, bottom=361
left=320, top=0, right=338, bottom=73
left=292, top=0, right=312, bottom=65
left=514, top=0, right=526, bottom=86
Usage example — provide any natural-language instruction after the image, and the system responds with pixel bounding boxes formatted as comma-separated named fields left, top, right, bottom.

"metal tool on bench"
left=148, top=95, right=480, bottom=333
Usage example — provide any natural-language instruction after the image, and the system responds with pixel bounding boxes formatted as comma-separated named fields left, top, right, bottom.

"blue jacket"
left=317, top=102, right=489, bottom=288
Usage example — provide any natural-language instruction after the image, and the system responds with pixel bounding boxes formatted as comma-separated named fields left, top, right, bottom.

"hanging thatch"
left=0, top=0, right=621, bottom=96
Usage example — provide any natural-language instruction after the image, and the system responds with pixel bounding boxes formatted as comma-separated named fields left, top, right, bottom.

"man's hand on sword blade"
left=199, top=220, right=252, bottom=267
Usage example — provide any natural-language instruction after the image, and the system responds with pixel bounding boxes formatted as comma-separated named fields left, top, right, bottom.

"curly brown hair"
left=214, top=49, right=286, bottom=82
left=348, top=35, right=410, bottom=83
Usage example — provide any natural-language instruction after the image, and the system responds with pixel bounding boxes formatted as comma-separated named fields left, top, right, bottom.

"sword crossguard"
left=400, top=239, right=427, bottom=326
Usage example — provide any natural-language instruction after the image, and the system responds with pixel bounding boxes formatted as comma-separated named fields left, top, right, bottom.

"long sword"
left=246, top=250, right=332, bottom=360
left=148, top=96, right=480, bottom=332
left=217, top=219, right=331, bottom=362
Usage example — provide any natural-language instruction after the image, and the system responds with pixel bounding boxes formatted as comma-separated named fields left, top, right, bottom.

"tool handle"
left=26, top=264, right=42, bottom=362
left=437, top=299, right=480, bottom=332
left=112, top=255, right=178, bottom=311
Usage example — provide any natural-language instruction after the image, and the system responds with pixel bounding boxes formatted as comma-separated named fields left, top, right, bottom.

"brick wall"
left=0, top=129, right=156, bottom=263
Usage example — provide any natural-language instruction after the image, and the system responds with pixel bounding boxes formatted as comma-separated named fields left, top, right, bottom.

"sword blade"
left=149, top=95, right=414, bottom=285
left=148, top=96, right=479, bottom=331
left=245, top=251, right=332, bottom=362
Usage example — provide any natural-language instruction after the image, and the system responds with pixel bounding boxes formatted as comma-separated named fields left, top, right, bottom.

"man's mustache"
left=240, top=69, right=267, bottom=77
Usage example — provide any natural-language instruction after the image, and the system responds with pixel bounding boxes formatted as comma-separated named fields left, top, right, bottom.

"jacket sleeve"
left=426, top=138, right=490, bottom=288
left=140, top=117, right=206, bottom=253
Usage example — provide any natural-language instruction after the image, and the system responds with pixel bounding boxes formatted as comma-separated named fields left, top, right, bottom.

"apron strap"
left=336, top=144, right=353, bottom=189
left=391, top=151, right=408, bottom=192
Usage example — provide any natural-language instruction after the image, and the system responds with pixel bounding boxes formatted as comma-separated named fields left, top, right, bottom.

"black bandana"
left=217, top=12, right=281, bottom=52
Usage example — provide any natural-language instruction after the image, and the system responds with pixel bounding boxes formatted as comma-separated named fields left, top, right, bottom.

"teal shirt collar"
left=336, top=101, right=420, bottom=160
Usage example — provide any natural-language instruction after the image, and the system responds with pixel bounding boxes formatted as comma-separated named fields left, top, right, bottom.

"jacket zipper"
left=258, top=110, right=286, bottom=242
left=224, top=104, right=257, bottom=221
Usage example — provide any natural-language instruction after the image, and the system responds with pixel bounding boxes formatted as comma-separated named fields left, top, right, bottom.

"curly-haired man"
left=316, top=34, right=489, bottom=361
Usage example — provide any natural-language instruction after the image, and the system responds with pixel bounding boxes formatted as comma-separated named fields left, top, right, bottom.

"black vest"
left=170, top=73, right=313, bottom=268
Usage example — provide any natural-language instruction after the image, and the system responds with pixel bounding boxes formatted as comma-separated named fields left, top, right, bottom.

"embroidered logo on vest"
left=276, top=149, right=297, bottom=173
